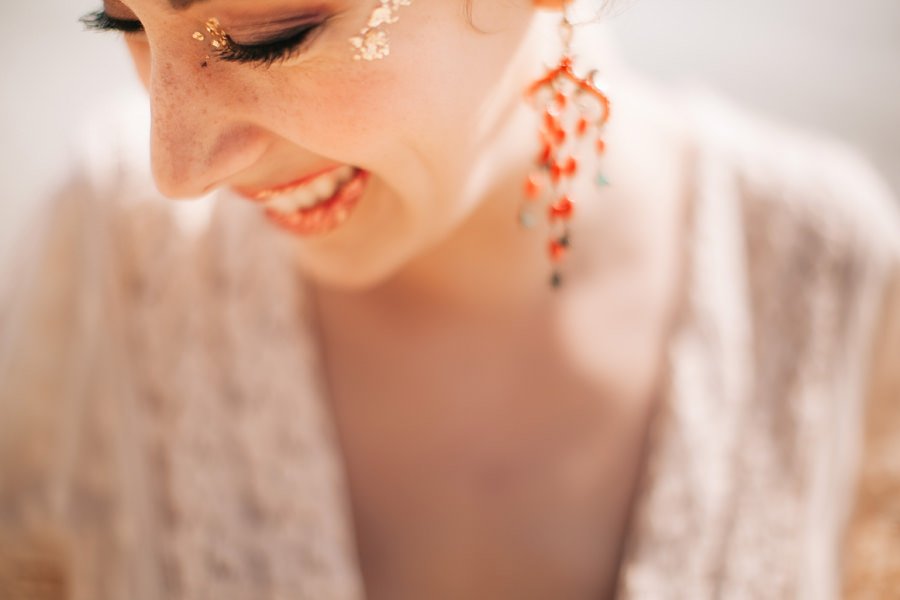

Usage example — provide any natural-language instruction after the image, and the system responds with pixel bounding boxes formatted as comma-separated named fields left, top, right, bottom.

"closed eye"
left=80, top=9, right=324, bottom=68
left=216, top=24, right=322, bottom=67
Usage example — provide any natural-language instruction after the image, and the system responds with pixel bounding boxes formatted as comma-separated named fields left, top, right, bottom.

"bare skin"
left=312, top=70, right=696, bottom=599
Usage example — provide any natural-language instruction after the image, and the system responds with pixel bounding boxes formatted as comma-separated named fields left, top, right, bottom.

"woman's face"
left=107, top=0, right=545, bottom=289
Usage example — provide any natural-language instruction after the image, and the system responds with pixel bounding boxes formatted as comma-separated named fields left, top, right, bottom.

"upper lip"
left=232, top=164, right=351, bottom=201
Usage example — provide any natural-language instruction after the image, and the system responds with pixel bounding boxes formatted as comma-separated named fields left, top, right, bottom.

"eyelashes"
left=217, top=25, right=320, bottom=67
left=80, top=10, right=143, bottom=34
left=79, top=9, right=322, bottom=68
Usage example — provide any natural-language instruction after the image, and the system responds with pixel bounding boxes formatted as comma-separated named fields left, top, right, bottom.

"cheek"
left=273, top=62, right=419, bottom=163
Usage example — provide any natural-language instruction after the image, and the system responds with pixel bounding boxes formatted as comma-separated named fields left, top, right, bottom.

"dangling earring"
left=521, top=7, right=611, bottom=289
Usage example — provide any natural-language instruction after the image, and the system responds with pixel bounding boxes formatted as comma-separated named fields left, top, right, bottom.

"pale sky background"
left=1, top=0, right=898, bottom=247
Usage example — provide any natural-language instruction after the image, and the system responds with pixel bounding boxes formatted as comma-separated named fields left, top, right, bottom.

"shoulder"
left=678, top=85, right=899, bottom=275
left=674, top=86, right=899, bottom=359
left=676, top=84, right=900, bottom=475
left=679, top=87, right=899, bottom=594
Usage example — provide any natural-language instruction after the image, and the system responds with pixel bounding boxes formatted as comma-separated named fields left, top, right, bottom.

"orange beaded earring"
left=521, top=2, right=611, bottom=288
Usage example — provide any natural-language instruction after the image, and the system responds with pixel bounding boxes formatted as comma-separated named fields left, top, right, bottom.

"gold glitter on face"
left=192, top=18, right=231, bottom=55
left=349, top=0, right=412, bottom=61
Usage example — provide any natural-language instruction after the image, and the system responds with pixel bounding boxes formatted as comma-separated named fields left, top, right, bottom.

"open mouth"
left=236, top=165, right=370, bottom=236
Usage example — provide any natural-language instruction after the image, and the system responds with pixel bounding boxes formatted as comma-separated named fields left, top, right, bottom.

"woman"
left=0, top=0, right=897, bottom=598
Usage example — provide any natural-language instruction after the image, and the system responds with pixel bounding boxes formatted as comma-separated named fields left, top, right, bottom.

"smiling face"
left=94, top=0, right=555, bottom=290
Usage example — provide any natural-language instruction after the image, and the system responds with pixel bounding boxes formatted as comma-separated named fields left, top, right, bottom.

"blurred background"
left=0, top=0, right=898, bottom=250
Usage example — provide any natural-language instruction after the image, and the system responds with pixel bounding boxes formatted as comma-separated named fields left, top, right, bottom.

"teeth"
left=294, top=188, right=320, bottom=209
left=263, top=166, right=358, bottom=213
left=270, top=188, right=313, bottom=212
left=312, top=176, right=338, bottom=199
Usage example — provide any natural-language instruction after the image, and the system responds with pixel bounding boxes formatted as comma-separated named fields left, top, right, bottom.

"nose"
left=147, top=54, right=268, bottom=199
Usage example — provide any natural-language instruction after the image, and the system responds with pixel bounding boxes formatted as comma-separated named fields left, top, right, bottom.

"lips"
left=234, top=165, right=370, bottom=237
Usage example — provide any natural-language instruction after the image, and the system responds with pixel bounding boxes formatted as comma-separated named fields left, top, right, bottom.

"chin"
left=294, top=245, right=410, bottom=293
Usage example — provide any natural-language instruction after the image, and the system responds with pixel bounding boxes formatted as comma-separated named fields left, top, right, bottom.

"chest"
left=315, top=303, right=668, bottom=599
